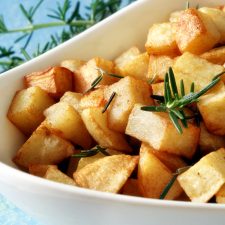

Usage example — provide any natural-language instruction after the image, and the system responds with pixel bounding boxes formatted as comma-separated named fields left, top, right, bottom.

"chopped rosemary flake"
left=102, top=91, right=116, bottom=113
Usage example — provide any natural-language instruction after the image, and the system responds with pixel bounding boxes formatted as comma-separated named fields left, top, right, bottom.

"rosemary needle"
left=102, top=92, right=116, bottom=113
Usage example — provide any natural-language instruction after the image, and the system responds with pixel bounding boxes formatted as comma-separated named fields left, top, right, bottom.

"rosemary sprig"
left=141, top=67, right=222, bottom=134
left=71, top=145, right=110, bottom=158
left=160, top=166, right=191, bottom=199
left=102, top=92, right=116, bottom=113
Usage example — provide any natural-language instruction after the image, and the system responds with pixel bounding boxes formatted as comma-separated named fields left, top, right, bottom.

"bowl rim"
left=1, top=0, right=225, bottom=210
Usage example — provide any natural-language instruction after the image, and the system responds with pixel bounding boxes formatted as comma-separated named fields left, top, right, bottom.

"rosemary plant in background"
left=0, top=0, right=135, bottom=73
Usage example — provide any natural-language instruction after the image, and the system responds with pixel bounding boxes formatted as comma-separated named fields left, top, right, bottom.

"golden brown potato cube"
left=173, top=52, right=225, bottom=93
left=81, top=107, right=131, bottom=153
left=74, top=155, right=138, bottom=193
left=104, top=76, right=154, bottom=133
left=216, top=185, right=225, bottom=203
left=44, top=166, right=76, bottom=186
left=147, top=55, right=174, bottom=82
left=78, top=57, right=116, bottom=93
left=199, top=7, right=225, bottom=44
left=60, top=91, right=82, bottom=114
left=29, top=164, right=57, bottom=177
left=44, top=102, right=92, bottom=149
left=126, top=104, right=200, bottom=158
left=13, top=125, right=74, bottom=169
left=198, top=84, right=225, bottom=135
left=115, top=53, right=150, bottom=81
left=121, top=179, right=142, bottom=197
left=151, top=82, right=164, bottom=96
left=79, top=87, right=106, bottom=110
left=7, top=86, right=55, bottom=136
left=24, top=67, right=73, bottom=98
left=172, top=8, right=220, bottom=54
left=138, top=144, right=182, bottom=199
left=199, top=122, right=225, bottom=154
left=200, top=46, right=225, bottom=65
left=178, top=148, right=225, bottom=203
left=142, top=143, right=187, bottom=173
left=145, top=23, right=179, bottom=56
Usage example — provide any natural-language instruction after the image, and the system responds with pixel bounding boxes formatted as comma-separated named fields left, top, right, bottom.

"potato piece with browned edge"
left=7, top=86, right=55, bottom=136
left=81, top=107, right=131, bottom=153
left=78, top=57, right=116, bottom=93
left=145, top=23, right=179, bottom=56
left=178, top=148, right=225, bottom=203
left=172, top=8, right=220, bottom=54
left=121, top=178, right=142, bottom=197
left=74, top=155, right=138, bottom=193
left=216, top=184, right=225, bottom=203
left=151, top=82, right=164, bottom=96
left=138, top=144, right=182, bottom=199
left=24, top=67, right=73, bottom=98
left=29, top=164, right=57, bottom=177
left=44, top=102, right=92, bottom=149
left=104, top=76, right=154, bottom=133
left=126, top=104, right=200, bottom=158
left=13, top=125, right=74, bottom=169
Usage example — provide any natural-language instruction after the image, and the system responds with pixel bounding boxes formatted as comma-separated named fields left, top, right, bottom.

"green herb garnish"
left=102, top=91, right=116, bottom=113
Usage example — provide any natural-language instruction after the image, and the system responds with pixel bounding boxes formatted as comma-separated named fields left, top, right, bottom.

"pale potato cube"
left=173, top=52, right=225, bottom=93
left=81, top=107, right=131, bottom=153
left=104, top=76, right=154, bottom=133
left=74, top=155, right=138, bottom=193
left=115, top=53, right=150, bottom=81
left=126, top=104, right=200, bottom=158
left=147, top=55, right=174, bottom=82
left=24, top=67, right=73, bottom=98
left=145, top=23, right=179, bottom=56
left=29, top=164, right=57, bottom=177
left=199, top=122, right=225, bottom=154
left=142, top=143, right=187, bottom=173
left=121, top=179, right=142, bottom=197
left=44, top=102, right=92, bottom=149
left=198, top=84, right=225, bottom=135
left=78, top=57, right=116, bottom=93
left=151, top=82, right=164, bottom=96
left=44, top=166, right=76, bottom=186
left=199, top=7, right=225, bottom=44
left=200, top=46, right=225, bottom=65
left=169, top=10, right=183, bottom=23
left=79, top=87, right=106, bottom=110
left=138, top=144, right=182, bottom=199
left=60, top=91, right=82, bottom=114
left=172, top=8, right=220, bottom=54
left=7, top=86, right=55, bottom=136
left=216, top=184, right=225, bottom=203
left=178, top=148, right=225, bottom=203
left=13, top=125, right=74, bottom=169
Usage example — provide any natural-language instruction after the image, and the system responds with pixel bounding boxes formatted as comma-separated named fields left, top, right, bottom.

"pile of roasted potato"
left=7, top=5, right=225, bottom=203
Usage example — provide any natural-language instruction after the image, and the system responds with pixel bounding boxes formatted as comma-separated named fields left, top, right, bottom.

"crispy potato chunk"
left=151, top=82, right=164, bottom=96
left=24, top=67, right=73, bottom=98
left=199, top=7, right=225, bottom=44
left=172, top=8, right=220, bottom=54
left=121, top=179, right=142, bottom=197
left=200, top=46, right=225, bottom=65
left=178, top=148, right=225, bottom=203
left=60, top=91, right=82, bottom=114
left=44, top=166, right=76, bottom=186
left=44, top=102, right=92, bottom=149
left=199, top=122, right=225, bottom=154
left=142, top=143, right=187, bottom=173
left=216, top=184, right=225, bottom=203
left=104, top=76, right=154, bottom=133
left=13, top=125, right=74, bottom=169
left=7, top=86, right=55, bottom=136
left=81, top=107, right=131, bottom=153
left=29, top=164, right=57, bottom=177
left=173, top=52, right=225, bottom=93
left=138, top=144, right=182, bottom=199
left=78, top=57, right=116, bottom=93
left=60, top=59, right=86, bottom=92
left=198, top=84, right=225, bottom=135
left=126, top=104, right=200, bottom=158
left=145, top=23, right=179, bottom=56
left=147, top=55, right=174, bottom=82
left=74, top=155, right=138, bottom=193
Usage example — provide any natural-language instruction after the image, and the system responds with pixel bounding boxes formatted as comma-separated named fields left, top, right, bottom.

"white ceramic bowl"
left=1, top=0, right=225, bottom=224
